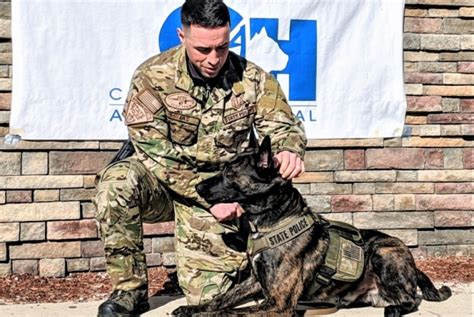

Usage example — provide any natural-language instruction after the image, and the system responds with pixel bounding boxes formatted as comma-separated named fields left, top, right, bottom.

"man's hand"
left=210, top=202, right=245, bottom=222
left=274, top=151, right=305, bottom=179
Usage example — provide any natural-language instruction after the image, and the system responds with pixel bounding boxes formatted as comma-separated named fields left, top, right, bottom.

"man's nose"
left=208, top=50, right=219, bottom=66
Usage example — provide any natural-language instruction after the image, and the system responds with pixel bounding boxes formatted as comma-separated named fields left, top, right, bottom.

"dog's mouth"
left=196, top=175, right=248, bottom=205
left=195, top=176, right=229, bottom=204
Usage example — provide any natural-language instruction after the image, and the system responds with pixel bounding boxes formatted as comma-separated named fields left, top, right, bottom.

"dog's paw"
left=171, top=305, right=199, bottom=317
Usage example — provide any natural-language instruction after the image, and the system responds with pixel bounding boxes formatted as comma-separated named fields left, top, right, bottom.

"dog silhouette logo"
left=246, top=27, right=288, bottom=72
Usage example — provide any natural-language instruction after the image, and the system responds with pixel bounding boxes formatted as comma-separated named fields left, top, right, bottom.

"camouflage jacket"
left=123, top=45, right=306, bottom=208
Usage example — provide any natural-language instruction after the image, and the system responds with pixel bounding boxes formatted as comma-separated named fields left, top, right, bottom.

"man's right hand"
left=210, top=203, right=245, bottom=222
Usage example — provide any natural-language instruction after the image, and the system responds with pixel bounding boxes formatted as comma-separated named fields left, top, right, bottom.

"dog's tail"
left=416, top=268, right=452, bottom=301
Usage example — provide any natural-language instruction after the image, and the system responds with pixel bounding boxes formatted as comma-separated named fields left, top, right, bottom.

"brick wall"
left=0, top=0, right=472, bottom=277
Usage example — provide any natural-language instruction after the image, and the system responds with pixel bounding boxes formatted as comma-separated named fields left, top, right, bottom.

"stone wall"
left=0, top=0, right=472, bottom=277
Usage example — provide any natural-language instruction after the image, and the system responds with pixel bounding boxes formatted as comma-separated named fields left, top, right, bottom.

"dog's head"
left=196, top=135, right=286, bottom=209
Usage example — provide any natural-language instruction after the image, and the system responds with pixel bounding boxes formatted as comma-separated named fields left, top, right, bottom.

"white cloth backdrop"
left=11, top=0, right=406, bottom=140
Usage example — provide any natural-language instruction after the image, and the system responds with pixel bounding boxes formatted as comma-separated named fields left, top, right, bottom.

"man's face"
left=178, top=24, right=230, bottom=79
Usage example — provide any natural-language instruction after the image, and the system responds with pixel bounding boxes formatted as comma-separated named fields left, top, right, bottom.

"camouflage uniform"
left=95, top=45, right=306, bottom=305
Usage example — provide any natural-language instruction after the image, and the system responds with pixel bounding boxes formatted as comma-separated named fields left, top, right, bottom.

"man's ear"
left=257, top=135, right=273, bottom=170
left=177, top=28, right=185, bottom=43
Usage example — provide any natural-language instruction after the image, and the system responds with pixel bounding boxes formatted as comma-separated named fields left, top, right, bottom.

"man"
left=94, top=0, right=307, bottom=316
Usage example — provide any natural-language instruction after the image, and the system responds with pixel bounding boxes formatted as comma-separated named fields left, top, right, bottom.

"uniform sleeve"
left=123, top=69, right=212, bottom=209
left=254, top=71, right=307, bottom=160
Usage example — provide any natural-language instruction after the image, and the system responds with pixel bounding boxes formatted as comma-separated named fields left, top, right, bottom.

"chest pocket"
left=215, top=95, right=256, bottom=151
left=164, top=92, right=200, bottom=146
left=166, top=110, right=200, bottom=146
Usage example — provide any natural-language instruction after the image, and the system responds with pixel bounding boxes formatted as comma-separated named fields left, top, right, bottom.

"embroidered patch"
left=124, top=99, right=154, bottom=126
left=167, top=111, right=200, bottom=126
left=230, top=95, right=247, bottom=111
left=266, top=217, right=311, bottom=248
left=223, top=105, right=256, bottom=125
left=165, top=92, right=197, bottom=110
left=137, top=89, right=162, bottom=114
left=338, top=237, right=362, bottom=276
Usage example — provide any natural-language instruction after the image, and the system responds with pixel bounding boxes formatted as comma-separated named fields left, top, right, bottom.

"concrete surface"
left=0, top=282, right=471, bottom=316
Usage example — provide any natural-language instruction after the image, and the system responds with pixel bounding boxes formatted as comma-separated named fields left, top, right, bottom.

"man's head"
left=178, top=0, right=231, bottom=79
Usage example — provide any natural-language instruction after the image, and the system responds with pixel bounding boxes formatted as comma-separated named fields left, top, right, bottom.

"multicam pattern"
left=95, top=44, right=306, bottom=304
left=94, top=158, right=174, bottom=291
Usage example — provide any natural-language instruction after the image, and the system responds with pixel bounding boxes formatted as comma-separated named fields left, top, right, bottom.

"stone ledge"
left=39, top=258, right=66, bottom=277
left=354, top=212, right=434, bottom=230
left=304, top=150, right=343, bottom=171
left=293, top=172, right=333, bottom=184
left=402, top=137, right=473, bottom=147
left=418, top=170, right=473, bottom=182
left=49, top=151, right=115, bottom=175
left=331, top=195, right=372, bottom=212
left=0, top=175, right=83, bottom=189
left=143, top=222, right=174, bottom=236
left=47, top=219, right=98, bottom=240
left=0, top=201, right=80, bottom=222
left=335, top=171, right=397, bottom=183
left=434, top=210, right=473, bottom=227
left=416, top=194, right=473, bottom=210
left=405, top=0, right=474, bottom=6
left=379, top=229, right=418, bottom=246
left=0, top=139, right=100, bottom=150
left=375, top=183, right=434, bottom=194
left=418, top=229, right=474, bottom=245
left=10, top=241, right=81, bottom=259
left=424, top=85, right=474, bottom=97
left=0, top=242, right=6, bottom=261
left=0, top=222, right=19, bottom=242
left=306, top=139, right=384, bottom=148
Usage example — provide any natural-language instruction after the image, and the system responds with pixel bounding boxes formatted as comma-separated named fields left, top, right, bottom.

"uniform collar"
left=174, top=45, right=244, bottom=101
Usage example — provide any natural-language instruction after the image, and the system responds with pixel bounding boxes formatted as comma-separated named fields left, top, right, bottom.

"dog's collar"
left=248, top=210, right=316, bottom=256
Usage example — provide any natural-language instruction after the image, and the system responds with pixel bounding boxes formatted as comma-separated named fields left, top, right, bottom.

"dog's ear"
left=248, top=127, right=259, bottom=152
left=257, top=135, right=274, bottom=170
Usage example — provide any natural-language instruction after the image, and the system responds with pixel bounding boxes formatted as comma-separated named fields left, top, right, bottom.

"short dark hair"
left=181, top=0, right=230, bottom=28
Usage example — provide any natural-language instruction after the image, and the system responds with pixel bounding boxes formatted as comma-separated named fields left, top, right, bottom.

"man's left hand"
left=274, top=151, right=305, bottom=180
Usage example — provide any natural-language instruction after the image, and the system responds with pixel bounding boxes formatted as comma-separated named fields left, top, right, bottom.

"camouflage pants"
left=94, top=157, right=247, bottom=304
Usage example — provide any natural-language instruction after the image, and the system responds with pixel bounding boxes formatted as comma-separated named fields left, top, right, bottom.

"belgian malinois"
left=172, top=136, right=451, bottom=317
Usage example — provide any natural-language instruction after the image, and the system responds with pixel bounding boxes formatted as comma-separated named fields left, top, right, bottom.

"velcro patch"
left=124, top=99, right=154, bottom=126
left=165, top=92, right=197, bottom=110
left=338, top=237, right=362, bottom=276
left=137, top=89, right=163, bottom=114
left=167, top=111, right=200, bottom=126
left=230, top=95, right=246, bottom=111
left=223, top=105, right=256, bottom=125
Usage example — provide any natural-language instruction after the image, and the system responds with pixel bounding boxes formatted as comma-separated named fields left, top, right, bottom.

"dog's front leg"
left=172, top=274, right=262, bottom=316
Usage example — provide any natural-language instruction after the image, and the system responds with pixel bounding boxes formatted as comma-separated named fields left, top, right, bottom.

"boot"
left=98, top=284, right=150, bottom=317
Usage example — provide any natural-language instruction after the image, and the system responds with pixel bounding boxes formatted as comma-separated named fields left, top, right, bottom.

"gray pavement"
left=0, top=282, right=471, bottom=317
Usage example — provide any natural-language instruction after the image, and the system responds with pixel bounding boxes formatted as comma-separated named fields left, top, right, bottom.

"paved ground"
left=0, top=282, right=471, bottom=317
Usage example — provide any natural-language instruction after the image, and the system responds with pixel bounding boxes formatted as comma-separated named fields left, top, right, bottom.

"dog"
left=172, top=136, right=451, bottom=317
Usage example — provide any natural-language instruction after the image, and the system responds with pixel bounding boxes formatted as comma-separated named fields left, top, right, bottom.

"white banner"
left=11, top=0, right=406, bottom=140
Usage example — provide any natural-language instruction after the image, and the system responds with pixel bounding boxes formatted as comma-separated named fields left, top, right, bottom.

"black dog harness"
left=247, top=210, right=365, bottom=288
left=248, top=212, right=316, bottom=255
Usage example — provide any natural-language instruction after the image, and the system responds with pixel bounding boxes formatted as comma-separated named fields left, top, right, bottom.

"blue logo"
left=159, top=7, right=317, bottom=104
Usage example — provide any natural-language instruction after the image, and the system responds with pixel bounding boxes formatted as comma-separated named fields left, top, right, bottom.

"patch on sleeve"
left=124, top=99, right=154, bottom=126
left=137, top=89, right=163, bottom=114
left=165, top=92, right=197, bottom=110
